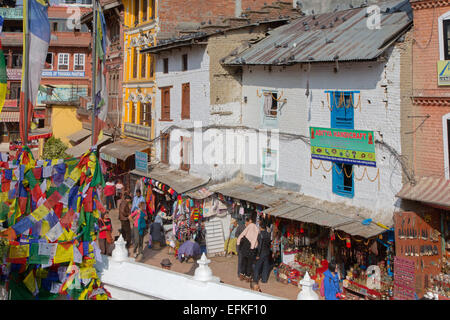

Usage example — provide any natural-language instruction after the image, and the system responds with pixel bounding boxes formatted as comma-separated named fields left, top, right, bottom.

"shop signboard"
left=0, top=7, right=23, bottom=20
left=123, top=123, right=151, bottom=141
left=393, top=257, right=416, bottom=300
left=135, top=151, right=148, bottom=173
left=310, top=126, right=376, bottom=167
left=7, top=69, right=22, bottom=81
left=41, top=71, right=85, bottom=78
left=100, top=152, right=117, bottom=164
left=437, top=60, right=450, bottom=86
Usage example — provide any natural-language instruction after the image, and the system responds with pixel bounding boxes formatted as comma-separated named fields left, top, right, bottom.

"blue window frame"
left=329, top=91, right=355, bottom=198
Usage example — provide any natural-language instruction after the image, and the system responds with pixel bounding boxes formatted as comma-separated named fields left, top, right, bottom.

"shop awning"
left=28, top=127, right=53, bottom=141
left=396, top=177, right=450, bottom=208
left=210, top=178, right=388, bottom=238
left=99, top=138, right=150, bottom=162
left=130, top=164, right=210, bottom=194
left=0, top=112, right=20, bottom=122
left=66, top=135, right=111, bottom=158
left=208, top=179, right=296, bottom=207
left=67, top=129, right=91, bottom=144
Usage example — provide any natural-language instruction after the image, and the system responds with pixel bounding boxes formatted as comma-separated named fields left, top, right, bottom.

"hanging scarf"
left=237, top=223, right=259, bottom=249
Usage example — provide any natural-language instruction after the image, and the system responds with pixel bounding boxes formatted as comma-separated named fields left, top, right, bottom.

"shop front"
left=396, top=177, right=450, bottom=300
left=99, top=138, right=150, bottom=190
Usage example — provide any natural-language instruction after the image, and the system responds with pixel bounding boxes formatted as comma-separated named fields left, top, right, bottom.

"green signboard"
left=0, top=8, right=23, bottom=20
left=310, top=127, right=376, bottom=167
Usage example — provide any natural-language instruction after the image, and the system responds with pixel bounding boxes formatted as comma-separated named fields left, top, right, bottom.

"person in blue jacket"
left=323, top=261, right=342, bottom=300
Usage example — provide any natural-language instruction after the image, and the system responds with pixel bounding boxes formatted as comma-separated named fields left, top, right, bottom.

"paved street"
left=107, top=207, right=301, bottom=300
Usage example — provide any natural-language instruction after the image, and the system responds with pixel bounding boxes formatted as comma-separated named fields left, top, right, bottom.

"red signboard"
left=7, top=69, right=22, bottom=81
left=393, top=257, right=416, bottom=300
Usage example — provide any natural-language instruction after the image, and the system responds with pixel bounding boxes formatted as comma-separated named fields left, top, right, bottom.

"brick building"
left=395, top=0, right=450, bottom=299
left=0, top=4, right=92, bottom=145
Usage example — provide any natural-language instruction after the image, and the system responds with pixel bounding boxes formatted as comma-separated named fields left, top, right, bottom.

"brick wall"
left=157, top=0, right=284, bottom=38
left=411, top=3, right=450, bottom=179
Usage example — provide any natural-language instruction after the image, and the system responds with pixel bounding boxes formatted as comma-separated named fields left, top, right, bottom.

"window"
left=58, top=53, right=69, bottom=70
left=132, top=48, right=138, bottom=79
left=444, top=20, right=450, bottom=60
left=262, top=91, right=279, bottom=128
left=4, top=54, right=9, bottom=68
left=182, top=54, right=188, bottom=71
left=150, top=57, right=155, bottom=78
left=141, top=54, right=146, bottom=78
left=160, top=132, right=170, bottom=164
left=160, top=87, right=171, bottom=121
left=12, top=54, right=22, bottom=68
left=447, top=119, right=450, bottom=177
left=163, top=58, right=168, bottom=74
left=142, top=0, right=147, bottom=21
left=9, top=82, right=21, bottom=100
left=151, top=0, right=155, bottom=19
left=131, top=102, right=136, bottom=123
left=444, top=114, right=450, bottom=179
left=140, top=102, right=151, bottom=126
left=44, top=53, right=53, bottom=70
left=74, top=53, right=85, bottom=71
left=134, top=0, right=140, bottom=25
left=52, top=22, right=58, bottom=32
left=180, top=136, right=191, bottom=171
left=181, top=83, right=190, bottom=120
left=331, top=91, right=355, bottom=198
left=262, top=148, right=277, bottom=186
left=332, top=163, right=354, bottom=198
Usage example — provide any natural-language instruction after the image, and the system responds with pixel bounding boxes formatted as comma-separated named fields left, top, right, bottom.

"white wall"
left=95, top=256, right=283, bottom=300
left=239, top=47, right=403, bottom=225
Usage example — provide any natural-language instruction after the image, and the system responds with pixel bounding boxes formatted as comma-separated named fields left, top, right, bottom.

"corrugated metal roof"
left=222, top=0, right=412, bottom=65
left=67, top=128, right=91, bottom=144
left=130, top=164, right=210, bottom=194
left=66, top=135, right=111, bottom=158
left=211, top=178, right=388, bottom=238
left=99, top=138, right=150, bottom=161
left=396, top=177, right=450, bottom=208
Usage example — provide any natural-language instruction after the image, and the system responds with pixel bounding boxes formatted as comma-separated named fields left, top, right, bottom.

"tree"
left=43, top=137, right=70, bottom=159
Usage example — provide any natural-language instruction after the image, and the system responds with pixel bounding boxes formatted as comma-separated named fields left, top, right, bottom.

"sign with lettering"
left=0, top=8, right=23, bottom=20
left=310, top=127, right=376, bottom=167
left=7, top=69, right=22, bottom=81
left=41, top=71, right=85, bottom=78
left=135, top=151, right=148, bottom=173
left=100, top=152, right=117, bottom=164
left=393, top=257, right=416, bottom=300
left=437, top=60, right=450, bottom=86
left=123, top=123, right=151, bottom=141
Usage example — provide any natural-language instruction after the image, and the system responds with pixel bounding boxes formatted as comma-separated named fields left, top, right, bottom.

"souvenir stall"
left=269, top=216, right=395, bottom=300
left=0, top=147, right=110, bottom=300
left=140, top=177, right=205, bottom=258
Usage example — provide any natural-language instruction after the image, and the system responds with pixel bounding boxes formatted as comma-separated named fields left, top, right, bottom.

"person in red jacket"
left=98, top=211, right=113, bottom=255
left=104, top=179, right=116, bottom=211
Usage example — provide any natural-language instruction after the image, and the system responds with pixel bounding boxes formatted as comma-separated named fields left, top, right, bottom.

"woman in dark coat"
left=150, top=215, right=165, bottom=250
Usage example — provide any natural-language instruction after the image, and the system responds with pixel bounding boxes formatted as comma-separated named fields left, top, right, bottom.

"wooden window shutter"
left=160, top=88, right=171, bottom=121
left=181, top=83, right=190, bottom=120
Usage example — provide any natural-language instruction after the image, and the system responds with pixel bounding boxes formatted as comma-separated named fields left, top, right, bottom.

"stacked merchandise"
left=0, top=147, right=110, bottom=300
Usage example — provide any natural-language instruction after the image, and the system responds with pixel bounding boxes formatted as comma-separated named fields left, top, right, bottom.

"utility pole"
left=91, top=0, right=97, bottom=145
left=23, top=0, right=30, bottom=145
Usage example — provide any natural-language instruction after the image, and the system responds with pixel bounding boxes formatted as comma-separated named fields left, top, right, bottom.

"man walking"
left=119, top=194, right=133, bottom=248
left=131, top=189, right=145, bottom=213
left=104, top=179, right=116, bottom=210
left=253, top=222, right=272, bottom=285
left=235, top=218, right=247, bottom=279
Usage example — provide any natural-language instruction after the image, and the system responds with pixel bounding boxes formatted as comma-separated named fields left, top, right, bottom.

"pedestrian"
left=236, top=217, right=259, bottom=282
left=195, top=222, right=207, bottom=255
left=235, top=218, right=247, bottom=278
left=131, top=189, right=145, bottom=213
left=270, top=225, right=281, bottom=267
left=104, top=179, right=116, bottom=210
left=160, top=258, right=172, bottom=270
left=98, top=211, right=113, bottom=256
left=118, top=193, right=133, bottom=248
left=129, top=201, right=147, bottom=258
left=253, top=221, right=272, bottom=284
left=322, top=261, right=342, bottom=300
left=224, top=218, right=238, bottom=256
left=149, top=214, right=165, bottom=250
left=115, top=178, right=124, bottom=208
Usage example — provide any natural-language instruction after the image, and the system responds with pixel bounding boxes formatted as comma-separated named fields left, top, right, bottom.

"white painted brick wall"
left=239, top=46, right=403, bottom=224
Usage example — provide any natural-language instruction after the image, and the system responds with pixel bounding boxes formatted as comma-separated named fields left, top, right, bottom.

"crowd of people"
left=96, top=175, right=342, bottom=298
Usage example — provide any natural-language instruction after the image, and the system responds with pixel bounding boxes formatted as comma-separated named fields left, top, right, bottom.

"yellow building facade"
left=122, top=0, right=156, bottom=141
left=47, top=104, right=83, bottom=146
